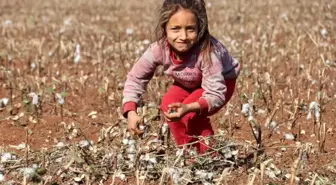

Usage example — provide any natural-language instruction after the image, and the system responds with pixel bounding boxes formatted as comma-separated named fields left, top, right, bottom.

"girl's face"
left=166, top=8, right=199, bottom=56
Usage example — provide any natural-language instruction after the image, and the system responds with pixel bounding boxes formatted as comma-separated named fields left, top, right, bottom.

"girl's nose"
left=180, top=30, right=188, bottom=40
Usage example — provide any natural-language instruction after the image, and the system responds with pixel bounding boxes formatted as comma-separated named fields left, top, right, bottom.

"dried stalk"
left=289, top=98, right=299, bottom=129
left=265, top=100, right=280, bottom=137
left=260, top=159, right=272, bottom=185
left=215, top=167, right=231, bottom=185
left=289, top=156, right=301, bottom=185
left=159, top=168, right=168, bottom=185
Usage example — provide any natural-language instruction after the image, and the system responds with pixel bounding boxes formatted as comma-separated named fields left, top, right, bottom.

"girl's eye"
left=186, top=27, right=197, bottom=32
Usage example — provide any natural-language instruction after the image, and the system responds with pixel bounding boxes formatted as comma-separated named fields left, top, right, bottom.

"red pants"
left=160, top=79, right=236, bottom=153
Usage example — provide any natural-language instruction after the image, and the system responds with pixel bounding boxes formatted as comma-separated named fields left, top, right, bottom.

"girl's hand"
left=163, top=102, right=190, bottom=122
left=127, top=111, right=144, bottom=135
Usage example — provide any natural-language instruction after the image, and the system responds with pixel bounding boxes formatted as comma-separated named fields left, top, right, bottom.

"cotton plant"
left=241, top=100, right=254, bottom=121
left=28, top=92, right=39, bottom=105
left=307, top=101, right=326, bottom=152
left=55, top=93, right=65, bottom=105
left=122, top=136, right=137, bottom=168
left=306, top=101, right=320, bottom=120
left=269, top=120, right=280, bottom=134
left=241, top=99, right=262, bottom=147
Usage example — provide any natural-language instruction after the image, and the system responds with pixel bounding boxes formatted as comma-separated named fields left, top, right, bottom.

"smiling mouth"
left=176, top=42, right=189, bottom=45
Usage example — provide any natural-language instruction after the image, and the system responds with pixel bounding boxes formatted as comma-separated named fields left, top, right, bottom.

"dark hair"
left=155, top=0, right=212, bottom=66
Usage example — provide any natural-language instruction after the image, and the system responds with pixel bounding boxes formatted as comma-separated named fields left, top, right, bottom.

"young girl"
left=122, top=0, right=240, bottom=153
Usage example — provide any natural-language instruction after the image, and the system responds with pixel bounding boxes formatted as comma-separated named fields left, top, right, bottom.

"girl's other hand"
left=127, top=111, right=144, bottom=135
left=163, top=102, right=190, bottom=122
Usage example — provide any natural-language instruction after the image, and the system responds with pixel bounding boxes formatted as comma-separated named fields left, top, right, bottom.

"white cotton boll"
left=248, top=115, right=254, bottom=121
left=64, top=18, right=71, bottom=25
left=314, top=109, right=320, bottom=119
left=122, top=139, right=129, bottom=145
left=265, top=170, right=277, bottom=179
left=128, top=154, right=135, bottom=162
left=31, top=164, right=38, bottom=170
left=143, top=153, right=150, bottom=161
left=231, top=150, right=239, bottom=156
left=307, top=101, right=320, bottom=120
left=55, top=93, right=65, bottom=105
left=55, top=142, right=65, bottom=148
left=283, top=133, right=295, bottom=140
left=1, top=153, right=15, bottom=163
left=257, top=109, right=267, bottom=116
left=241, top=103, right=252, bottom=117
left=21, top=168, right=36, bottom=179
left=139, top=125, right=145, bottom=131
left=79, top=140, right=90, bottom=148
left=117, top=82, right=124, bottom=90
left=321, top=29, right=327, bottom=37
left=206, top=2, right=212, bottom=8
left=147, top=163, right=154, bottom=170
left=2, top=98, right=8, bottom=105
left=55, top=157, right=63, bottom=163
left=195, top=170, right=214, bottom=180
left=0, top=98, right=9, bottom=108
left=126, top=28, right=133, bottom=35
left=118, top=173, right=126, bottom=181
left=168, top=168, right=181, bottom=184
left=125, top=62, right=131, bottom=68
left=29, top=92, right=39, bottom=105
left=74, top=176, right=83, bottom=182
left=0, top=173, right=4, bottom=182
left=161, top=123, right=169, bottom=135
left=128, top=139, right=136, bottom=145
left=148, top=157, right=157, bottom=164
left=176, top=149, right=184, bottom=156
left=3, top=20, right=12, bottom=26
left=189, top=149, right=198, bottom=156
left=143, top=39, right=150, bottom=45
left=280, top=13, right=288, bottom=21
left=30, top=63, right=36, bottom=69
left=269, top=121, right=277, bottom=130
left=203, top=182, right=212, bottom=185
left=126, top=145, right=136, bottom=154
left=74, top=44, right=80, bottom=64
left=224, top=151, right=233, bottom=159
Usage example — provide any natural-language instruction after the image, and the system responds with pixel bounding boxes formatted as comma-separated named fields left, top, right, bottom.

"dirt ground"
left=0, top=0, right=336, bottom=184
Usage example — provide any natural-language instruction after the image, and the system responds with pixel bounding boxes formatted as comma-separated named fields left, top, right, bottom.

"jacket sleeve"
left=122, top=43, right=161, bottom=118
left=197, top=48, right=240, bottom=115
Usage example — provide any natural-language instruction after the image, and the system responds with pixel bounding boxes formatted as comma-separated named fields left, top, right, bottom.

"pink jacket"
left=122, top=37, right=240, bottom=117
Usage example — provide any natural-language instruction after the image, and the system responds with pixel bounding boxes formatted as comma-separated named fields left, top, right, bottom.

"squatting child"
left=122, top=0, right=241, bottom=153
